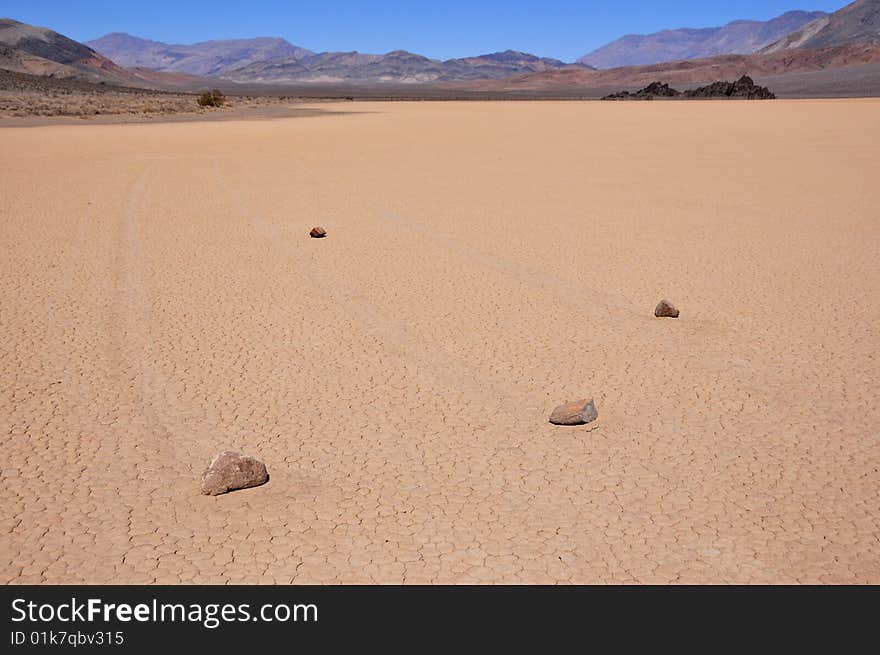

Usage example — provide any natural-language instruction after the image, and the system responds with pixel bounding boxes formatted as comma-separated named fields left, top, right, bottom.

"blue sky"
left=4, top=0, right=846, bottom=62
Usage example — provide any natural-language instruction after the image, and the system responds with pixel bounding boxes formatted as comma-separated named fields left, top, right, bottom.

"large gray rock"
left=549, top=399, right=599, bottom=426
left=200, top=451, right=268, bottom=496
left=654, top=299, right=680, bottom=318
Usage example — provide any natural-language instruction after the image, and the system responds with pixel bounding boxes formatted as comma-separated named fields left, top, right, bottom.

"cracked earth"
left=1, top=100, right=879, bottom=584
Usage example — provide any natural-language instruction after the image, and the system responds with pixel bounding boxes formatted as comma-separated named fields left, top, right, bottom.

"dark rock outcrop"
left=685, top=75, right=776, bottom=99
left=603, top=81, right=681, bottom=100
left=309, top=226, right=327, bottom=238
left=603, top=75, right=775, bottom=100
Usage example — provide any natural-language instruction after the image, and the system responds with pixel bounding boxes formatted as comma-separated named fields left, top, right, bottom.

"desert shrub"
left=197, top=89, right=226, bottom=107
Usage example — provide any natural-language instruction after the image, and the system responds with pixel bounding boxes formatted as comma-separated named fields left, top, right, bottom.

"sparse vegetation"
left=197, top=89, right=226, bottom=107
left=0, top=69, right=206, bottom=120
left=0, top=71, right=302, bottom=122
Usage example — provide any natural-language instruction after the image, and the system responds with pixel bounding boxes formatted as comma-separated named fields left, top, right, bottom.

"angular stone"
left=654, top=299, right=680, bottom=318
left=200, top=451, right=268, bottom=496
left=549, top=399, right=598, bottom=426
left=309, top=226, right=327, bottom=238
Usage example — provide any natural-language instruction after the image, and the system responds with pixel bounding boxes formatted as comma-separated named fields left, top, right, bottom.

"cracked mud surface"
left=1, top=100, right=879, bottom=584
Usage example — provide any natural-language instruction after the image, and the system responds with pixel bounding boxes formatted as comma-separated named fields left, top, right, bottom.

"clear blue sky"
left=4, top=0, right=847, bottom=62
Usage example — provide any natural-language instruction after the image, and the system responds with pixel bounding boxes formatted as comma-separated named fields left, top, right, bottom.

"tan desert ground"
left=1, top=100, right=879, bottom=584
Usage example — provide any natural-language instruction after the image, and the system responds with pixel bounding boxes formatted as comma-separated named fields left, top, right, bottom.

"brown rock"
left=549, top=399, right=598, bottom=426
left=309, top=226, right=327, bottom=238
left=655, top=299, right=680, bottom=318
left=200, top=451, right=268, bottom=496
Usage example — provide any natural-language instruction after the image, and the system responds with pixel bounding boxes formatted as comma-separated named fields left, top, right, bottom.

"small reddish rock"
left=200, top=451, right=268, bottom=496
left=654, top=299, right=680, bottom=318
left=309, top=226, right=327, bottom=238
left=549, top=399, right=598, bottom=426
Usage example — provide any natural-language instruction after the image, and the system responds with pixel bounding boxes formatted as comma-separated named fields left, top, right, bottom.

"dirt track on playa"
left=1, top=100, right=878, bottom=584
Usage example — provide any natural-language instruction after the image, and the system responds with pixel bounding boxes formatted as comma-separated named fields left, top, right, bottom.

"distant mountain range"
left=89, top=9, right=844, bottom=83
left=579, top=10, right=827, bottom=68
left=3, top=1, right=880, bottom=93
left=85, top=33, right=314, bottom=76
left=83, top=32, right=587, bottom=83
left=223, top=49, right=585, bottom=84
left=760, top=0, right=880, bottom=53
left=469, top=0, right=880, bottom=94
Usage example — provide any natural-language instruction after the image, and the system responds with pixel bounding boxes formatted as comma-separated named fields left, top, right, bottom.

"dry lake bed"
left=1, top=100, right=878, bottom=584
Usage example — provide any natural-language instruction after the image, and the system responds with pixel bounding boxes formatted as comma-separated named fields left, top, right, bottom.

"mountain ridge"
left=0, top=18, right=206, bottom=89
left=223, top=48, right=586, bottom=84
left=0, top=17, right=142, bottom=84
left=85, top=30, right=590, bottom=83
left=4, top=9, right=880, bottom=94
left=86, top=32, right=313, bottom=76
left=579, top=10, right=827, bottom=68
left=760, top=0, right=880, bottom=53
left=456, top=41, right=880, bottom=92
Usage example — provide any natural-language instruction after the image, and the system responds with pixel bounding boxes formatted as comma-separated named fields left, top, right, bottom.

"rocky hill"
left=0, top=18, right=203, bottom=89
left=0, top=17, right=122, bottom=80
left=86, top=32, right=313, bottom=76
left=760, top=0, right=880, bottom=53
left=579, top=10, right=826, bottom=68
